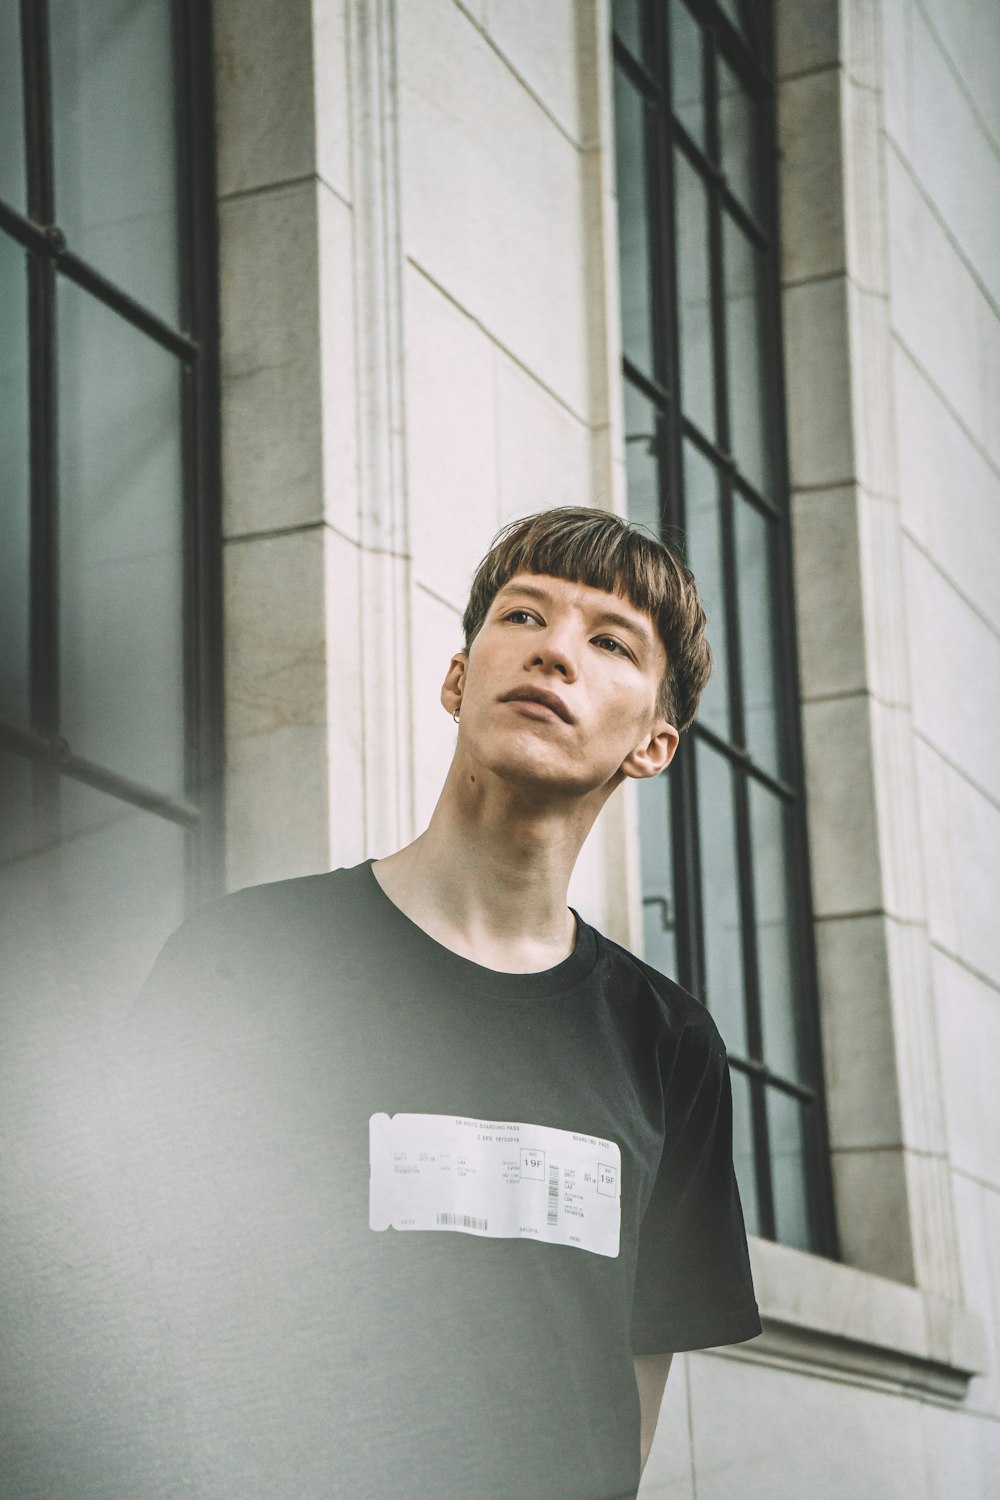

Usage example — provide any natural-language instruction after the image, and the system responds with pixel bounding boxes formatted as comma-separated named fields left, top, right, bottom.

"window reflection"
left=614, top=69, right=657, bottom=380
left=674, top=151, right=715, bottom=437
left=670, top=0, right=705, bottom=148
left=716, top=0, right=751, bottom=44
left=50, top=0, right=180, bottom=325
left=749, top=779, right=802, bottom=1080
left=683, top=442, right=730, bottom=741
left=58, top=276, right=186, bottom=796
left=623, top=380, right=661, bottom=537
left=731, top=1068, right=761, bottom=1236
left=735, top=497, right=783, bottom=775
left=695, top=739, right=748, bottom=1056
left=767, top=1089, right=812, bottom=1249
left=724, top=213, right=774, bottom=494
left=719, top=58, right=762, bottom=222
left=613, top=0, right=645, bottom=60
left=0, top=5, right=25, bottom=207
left=637, top=775, right=676, bottom=977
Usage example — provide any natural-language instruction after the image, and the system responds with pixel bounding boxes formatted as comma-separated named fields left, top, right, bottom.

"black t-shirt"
left=110, top=860, right=760, bottom=1500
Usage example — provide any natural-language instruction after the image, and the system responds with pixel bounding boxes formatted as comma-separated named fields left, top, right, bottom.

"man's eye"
left=594, top=635, right=628, bottom=655
left=505, top=609, right=535, bottom=624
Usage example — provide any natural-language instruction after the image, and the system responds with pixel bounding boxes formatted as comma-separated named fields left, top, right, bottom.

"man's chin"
left=473, top=746, right=612, bottom=801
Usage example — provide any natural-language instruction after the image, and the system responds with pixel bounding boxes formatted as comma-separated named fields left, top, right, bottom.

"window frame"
left=0, top=0, right=224, bottom=906
left=612, top=0, right=839, bottom=1257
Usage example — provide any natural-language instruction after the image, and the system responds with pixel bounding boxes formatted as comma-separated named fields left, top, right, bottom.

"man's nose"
left=528, top=629, right=579, bottom=680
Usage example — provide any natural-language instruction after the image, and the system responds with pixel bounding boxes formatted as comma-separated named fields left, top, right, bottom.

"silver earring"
left=453, top=711, right=460, bottom=723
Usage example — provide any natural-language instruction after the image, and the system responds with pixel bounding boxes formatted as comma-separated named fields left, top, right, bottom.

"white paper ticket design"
left=369, top=1112, right=621, bottom=1258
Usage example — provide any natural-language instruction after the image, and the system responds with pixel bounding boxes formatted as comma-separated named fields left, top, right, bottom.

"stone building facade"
left=213, top=2, right=1000, bottom=1493
left=2, top=1, right=998, bottom=1495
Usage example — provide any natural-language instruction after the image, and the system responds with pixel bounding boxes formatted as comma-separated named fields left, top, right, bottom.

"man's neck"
left=372, top=758, right=606, bottom=974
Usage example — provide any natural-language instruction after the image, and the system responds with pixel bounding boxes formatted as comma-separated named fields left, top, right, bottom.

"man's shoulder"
left=129, top=864, right=376, bottom=1030
left=592, top=927, right=726, bottom=1054
left=176, top=861, right=367, bottom=937
left=145, top=863, right=373, bottom=985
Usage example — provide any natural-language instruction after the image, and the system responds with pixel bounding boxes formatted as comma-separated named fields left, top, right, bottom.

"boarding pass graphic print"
left=369, top=1112, right=621, bottom=1257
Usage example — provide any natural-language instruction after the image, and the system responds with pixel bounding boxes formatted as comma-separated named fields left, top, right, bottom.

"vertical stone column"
left=217, top=0, right=332, bottom=889
left=216, top=0, right=412, bottom=887
left=777, top=0, right=960, bottom=1296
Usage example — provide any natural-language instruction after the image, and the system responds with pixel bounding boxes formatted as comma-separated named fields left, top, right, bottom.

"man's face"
left=442, top=572, right=679, bottom=798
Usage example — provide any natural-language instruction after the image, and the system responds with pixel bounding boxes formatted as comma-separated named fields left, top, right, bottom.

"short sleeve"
left=630, top=1015, right=761, bottom=1354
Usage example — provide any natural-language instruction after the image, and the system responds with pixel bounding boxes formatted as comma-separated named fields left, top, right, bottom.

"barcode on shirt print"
left=547, top=1164, right=559, bottom=1226
left=436, top=1212, right=488, bottom=1230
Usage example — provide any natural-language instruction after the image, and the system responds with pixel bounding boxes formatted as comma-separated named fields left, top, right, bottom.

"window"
left=611, top=0, right=837, bottom=1255
left=0, top=0, right=222, bottom=989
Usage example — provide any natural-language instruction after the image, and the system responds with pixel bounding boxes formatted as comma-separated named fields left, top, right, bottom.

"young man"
left=113, top=507, right=760, bottom=1500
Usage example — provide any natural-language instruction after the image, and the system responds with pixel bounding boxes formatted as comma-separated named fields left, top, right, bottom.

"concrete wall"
left=884, top=0, right=1000, bottom=1484
left=212, top=1, right=999, bottom=1495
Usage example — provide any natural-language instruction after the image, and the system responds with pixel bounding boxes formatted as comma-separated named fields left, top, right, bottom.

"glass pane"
left=49, top=0, right=179, bottom=325
left=1, top=5, right=25, bottom=206
left=0, top=752, right=34, bottom=867
left=614, top=68, right=657, bottom=380
left=623, top=380, right=662, bottom=537
left=674, top=151, right=715, bottom=437
left=735, top=497, right=783, bottom=776
left=748, top=779, right=801, bottom=1080
left=695, top=739, right=747, bottom=1055
left=637, top=775, right=676, bottom=976
left=723, top=212, right=774, bottom=495
left=717, top=0, right=750, bottom=42
left=683, top=442, right=730, bottom=739
left=718, top=60, right=763, bottom=221
left=0, top=235, right=30, bottom=728
left=730, top=1066, right=760, bottom=1236
left=58, top=278, right=185, bottom=796
left=766, top=1088, right=813, bottom=1250
left=670, top=0, right=705, bottom=149
left=613, top=0, right=645, bottom=60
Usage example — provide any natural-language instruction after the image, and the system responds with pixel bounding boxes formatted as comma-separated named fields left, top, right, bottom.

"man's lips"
left=498, top=688, right=574, bottom=723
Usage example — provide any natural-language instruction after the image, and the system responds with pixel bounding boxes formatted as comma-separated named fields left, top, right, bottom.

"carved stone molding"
left=346, top=0, right=416, bottom=854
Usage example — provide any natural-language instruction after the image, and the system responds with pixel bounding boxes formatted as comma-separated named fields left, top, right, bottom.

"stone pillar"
left=777, top=0, right=960, bottom=1297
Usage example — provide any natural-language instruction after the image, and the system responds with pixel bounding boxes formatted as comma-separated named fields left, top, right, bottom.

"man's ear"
left=441, top=652, right=468, bottom=719
left=620, top=719, right=680, bottom=781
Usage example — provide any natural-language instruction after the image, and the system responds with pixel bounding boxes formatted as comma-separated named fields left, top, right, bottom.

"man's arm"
left=633, top=1352, right=673, bottom=1477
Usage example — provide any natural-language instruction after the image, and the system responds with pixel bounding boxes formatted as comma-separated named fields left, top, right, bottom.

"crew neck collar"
left=353, top=858, right=598, bottom=999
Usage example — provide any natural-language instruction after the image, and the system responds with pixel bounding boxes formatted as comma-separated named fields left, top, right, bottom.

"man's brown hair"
left=462, top=506, right=713, bottom=736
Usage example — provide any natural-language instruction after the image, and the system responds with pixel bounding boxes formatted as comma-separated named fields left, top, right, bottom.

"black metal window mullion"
left=730, top=1053, right=817, bottom=1105
left=0, top=199, right=199, bottom=360
left=701, top=0, right=771, bottom=93
left=613, top=32, right=661, bottom=102
left=694, top=717, right=773, bottom=782
left=0, top=721, right=201, bottom=830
